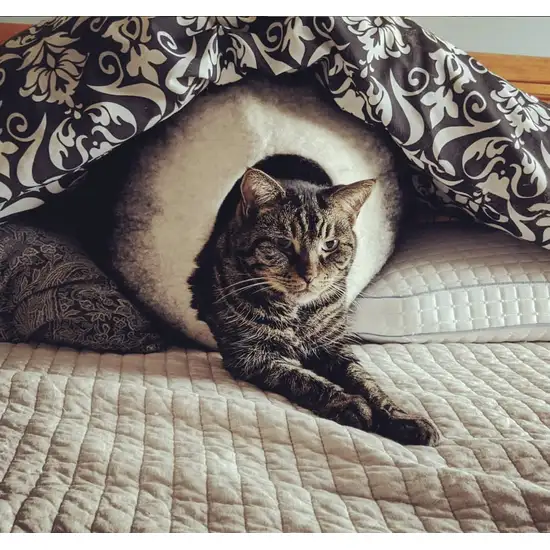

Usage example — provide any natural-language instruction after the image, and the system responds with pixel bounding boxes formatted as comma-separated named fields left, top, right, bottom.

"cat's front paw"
left=326, top=394, right=374, bottom=432
left=376, top=412, right=440, bottom=447
left=325, top=394, right=440, bottom=446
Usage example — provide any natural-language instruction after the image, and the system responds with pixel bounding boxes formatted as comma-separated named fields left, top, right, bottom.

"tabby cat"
left=190, top=167, right=440, bottom=446
left=106, top=77, right=438, bottom=445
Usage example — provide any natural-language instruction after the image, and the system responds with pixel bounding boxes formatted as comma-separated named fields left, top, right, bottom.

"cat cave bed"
left=109, top=78, right=402, bottom=348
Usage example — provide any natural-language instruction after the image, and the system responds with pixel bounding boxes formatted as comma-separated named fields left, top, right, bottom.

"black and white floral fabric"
left=1, top=15, right=550, bottom=246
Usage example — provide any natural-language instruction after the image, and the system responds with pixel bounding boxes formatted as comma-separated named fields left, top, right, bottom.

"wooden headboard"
left=471, top=51, right=550, bottom=102
left=1, top=21, right=549, bottom=102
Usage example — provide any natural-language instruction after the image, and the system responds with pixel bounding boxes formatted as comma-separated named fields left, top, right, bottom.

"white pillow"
left=350, top=223, right=550, bottom=343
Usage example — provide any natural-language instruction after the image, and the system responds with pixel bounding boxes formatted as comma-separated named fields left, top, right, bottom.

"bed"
left=1, top=18, right=550, bottom=533
left=1, top=339, right=549, bottom=533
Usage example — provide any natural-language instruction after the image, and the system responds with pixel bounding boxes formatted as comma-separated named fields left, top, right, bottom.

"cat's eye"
left=275, top=238, right=293, bottom=251
left=257, top=244, right=279, bottom=263
left=323, top=239, right=339, bottom=252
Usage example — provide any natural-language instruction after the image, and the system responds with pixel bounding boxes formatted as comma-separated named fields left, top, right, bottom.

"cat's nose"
left=302, top=269, right=317, bottom=285
left=298, top=255, right=318, bottom=285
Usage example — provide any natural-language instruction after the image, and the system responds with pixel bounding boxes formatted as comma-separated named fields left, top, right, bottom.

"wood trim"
left=513, top=83, right=550, bottom=103
left=0, top=22, right=31, bottom=45
left=470, top=51, right=550, bottom=85
left=470, top=51, right=550, bottom=102
left=0, top=22, right=549, bottom=101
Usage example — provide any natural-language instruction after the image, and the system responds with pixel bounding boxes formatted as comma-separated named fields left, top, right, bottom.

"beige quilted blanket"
left=1, top=341, right=550, bottom=532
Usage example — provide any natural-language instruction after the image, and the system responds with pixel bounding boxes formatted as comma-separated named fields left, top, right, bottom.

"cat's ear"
left=325, top=179, right=376, bottom=218
left=239, top=168, right=285, bottom=215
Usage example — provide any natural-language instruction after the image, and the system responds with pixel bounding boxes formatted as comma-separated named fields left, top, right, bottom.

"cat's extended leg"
left=223, top=351, right=378, bottom=432
left=309, top=349, right=440, bottom=446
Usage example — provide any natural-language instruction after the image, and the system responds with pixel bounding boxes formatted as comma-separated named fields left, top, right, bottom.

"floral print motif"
left=492, top=81, right=550, bottom=138
left=127, top=44, right=167, bottom=84
left=102, top=17, right=152, bottom=54
left=0, top=137, right=17, bottom=179
left=17, top=33, right=87, bottom=105
left=421, top=86, right=459, bottom=127
left=343, top=16, right=411, bottom=63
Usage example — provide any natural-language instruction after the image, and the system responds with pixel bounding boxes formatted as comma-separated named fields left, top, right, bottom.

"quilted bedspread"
left=1, top=342, right=549, bottom=532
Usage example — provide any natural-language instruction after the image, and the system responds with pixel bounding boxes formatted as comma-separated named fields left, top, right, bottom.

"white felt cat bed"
left=112, top=78, right=402, bottom=349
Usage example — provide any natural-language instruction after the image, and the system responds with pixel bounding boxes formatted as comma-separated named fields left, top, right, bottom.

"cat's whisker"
left=221, top=277, right=267, bottom=291
left=215, top=279, right=269, bottom=297
left=214, top=281, right=272, bottom=304
left=328, top=282, right=346, bottom=298
left=215, top=287, right=269, bottom=304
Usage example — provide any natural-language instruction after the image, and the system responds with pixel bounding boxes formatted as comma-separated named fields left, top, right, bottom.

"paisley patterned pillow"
left=0, top=221, right=168, bottom=353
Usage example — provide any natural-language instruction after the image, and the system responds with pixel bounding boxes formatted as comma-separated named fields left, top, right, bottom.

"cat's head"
left=230, top=167, right=375, bottom=305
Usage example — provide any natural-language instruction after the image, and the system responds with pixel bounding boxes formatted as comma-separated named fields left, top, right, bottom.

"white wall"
left=412, top=16, right=550, bottom=57
left=0, top=16, right=46, bottom=23
left=1, top=16, right=550, bottom=57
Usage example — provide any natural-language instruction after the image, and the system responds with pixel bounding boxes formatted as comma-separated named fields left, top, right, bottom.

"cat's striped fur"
left=190, top=168, right=439, bottom=446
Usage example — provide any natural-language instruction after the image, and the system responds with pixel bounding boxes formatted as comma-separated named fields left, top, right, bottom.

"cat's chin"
left=293, top=290, right=322, bottom=306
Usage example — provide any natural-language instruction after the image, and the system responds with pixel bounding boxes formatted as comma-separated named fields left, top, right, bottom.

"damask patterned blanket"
left=1, top=16, right=550, bottom=352
left=0, top=16, right=549, bottom=244
left=1, top=341, right=549, bottom=532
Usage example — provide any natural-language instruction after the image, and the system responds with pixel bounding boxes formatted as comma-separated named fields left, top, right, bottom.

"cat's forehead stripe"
left=287, top=202, right=329, bottom=239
